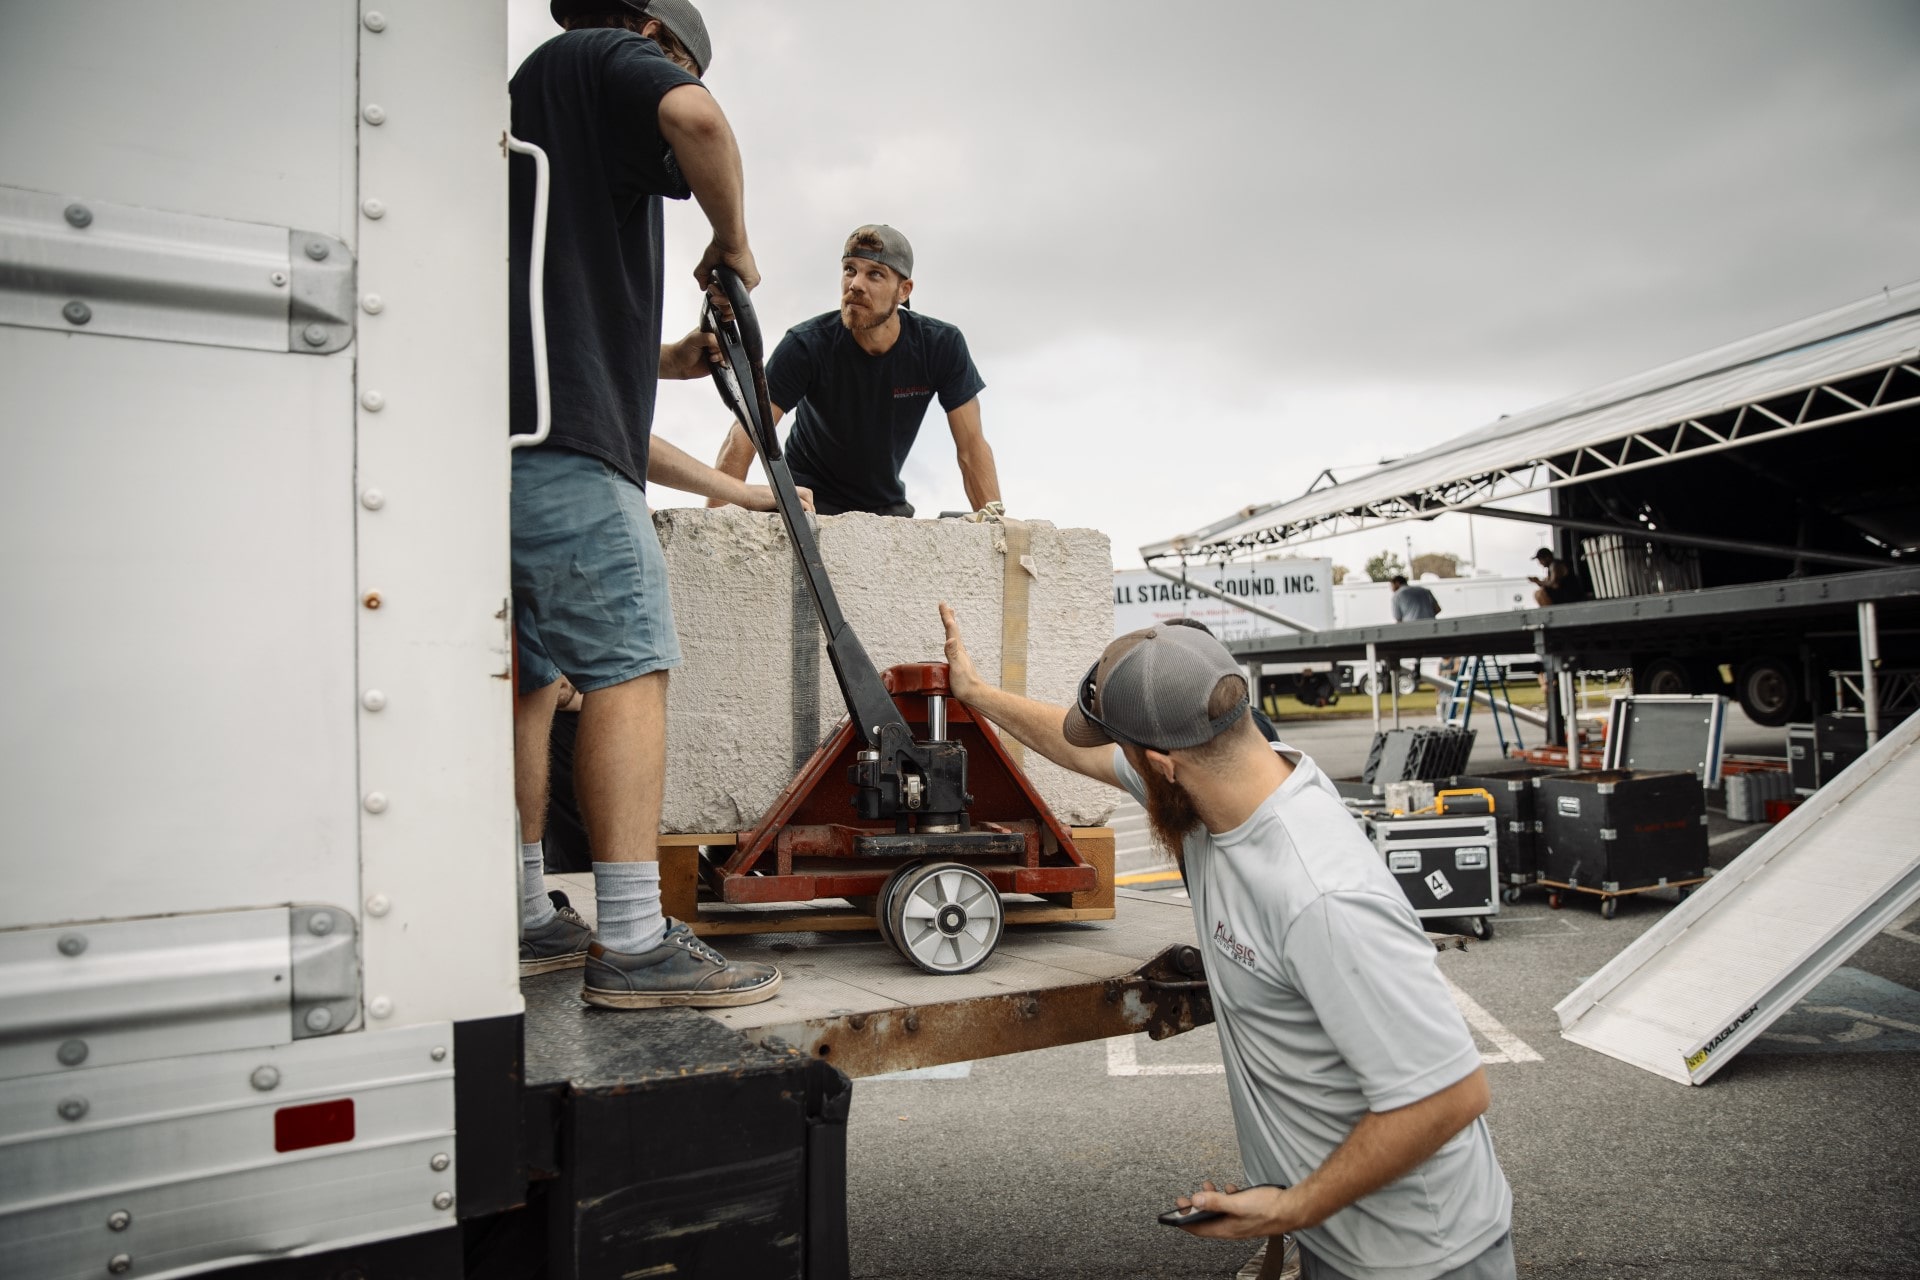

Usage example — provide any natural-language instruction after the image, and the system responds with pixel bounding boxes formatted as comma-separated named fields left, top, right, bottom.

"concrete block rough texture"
left=653, top=508, right=1120, bottom=833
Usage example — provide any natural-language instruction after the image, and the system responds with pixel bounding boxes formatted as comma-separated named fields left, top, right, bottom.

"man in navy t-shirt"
left=710, top=225, right=1003, bottom=517
left=510, top=0, right=789, bottom=1011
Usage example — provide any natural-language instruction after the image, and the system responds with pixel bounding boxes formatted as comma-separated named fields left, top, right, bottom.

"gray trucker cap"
left=1062, top=623, right=1251, bottom=752
left=549, top=0, right=712, bottom=76
left=844, top=224, right=914, bottom=280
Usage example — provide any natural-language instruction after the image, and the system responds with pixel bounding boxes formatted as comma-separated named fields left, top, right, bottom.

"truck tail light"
left=275, top=1099, right=356, bottom=1153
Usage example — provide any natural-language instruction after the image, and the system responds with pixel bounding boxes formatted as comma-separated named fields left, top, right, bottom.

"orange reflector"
left=274, top=1098, right=355, bottom=1153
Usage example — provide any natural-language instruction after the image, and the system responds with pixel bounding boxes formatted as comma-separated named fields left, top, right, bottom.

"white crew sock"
left=594, top=860, right=665, bottom=954
left=521, top=839, right=556, bottom=929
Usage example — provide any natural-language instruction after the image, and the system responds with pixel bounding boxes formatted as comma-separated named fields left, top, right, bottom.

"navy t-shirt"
left=508, top=29, right=703, bottom=489
left=767, top=309, right=986, bottom=514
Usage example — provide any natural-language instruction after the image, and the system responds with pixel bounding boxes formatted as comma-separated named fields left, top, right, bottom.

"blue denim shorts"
left=511, top=447, right=682, bottom=695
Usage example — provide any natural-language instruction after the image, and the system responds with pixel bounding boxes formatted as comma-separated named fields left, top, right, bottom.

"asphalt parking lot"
left=845, top=711, right=1920, bottom=1279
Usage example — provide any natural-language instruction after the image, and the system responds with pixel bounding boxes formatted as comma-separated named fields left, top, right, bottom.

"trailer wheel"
left=1294, top=671, right=1337, bottom=708
left=1734, top=655, right=1803, bottom=727
left=1600, top=896, right=1618, bottom=920
left=887, top=862, right=1003, bottom=974
left=1467, top=916, right=1492, bottom=941
left=1634, top=657, right=1698, bottom=696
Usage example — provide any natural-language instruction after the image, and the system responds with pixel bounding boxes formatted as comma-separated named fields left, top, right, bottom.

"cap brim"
left=1061, top=704, right=1114, bottom=749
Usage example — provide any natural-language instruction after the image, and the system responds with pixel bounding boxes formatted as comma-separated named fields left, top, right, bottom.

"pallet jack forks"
left=697, top=269, right=1098, bottom=974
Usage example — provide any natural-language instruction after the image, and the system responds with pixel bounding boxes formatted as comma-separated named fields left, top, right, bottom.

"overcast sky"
left=508, top=1, right=1920, bottom=577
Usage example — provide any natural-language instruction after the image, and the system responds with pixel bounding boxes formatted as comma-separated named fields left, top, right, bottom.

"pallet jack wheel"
left=1547, top=892, right=1564, bottom=910
left=1600, top=896, right=1618, bottom=921
left=886, top=861, right=1003, bottom=975
left=1467, top=915, right=1492, bottom=941
left=873, top=862, right=924, bottom=955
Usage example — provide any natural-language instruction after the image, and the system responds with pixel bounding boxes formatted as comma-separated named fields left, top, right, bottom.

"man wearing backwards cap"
left=936, top=606, right=1516, bottom=1280
left=708, top=225, right=1004, bottom=518
left=509, top=0, right=794, bottom=1009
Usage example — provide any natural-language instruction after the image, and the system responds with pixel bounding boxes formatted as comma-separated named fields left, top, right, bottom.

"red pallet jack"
left=694, top=270, right=1099, bottom=974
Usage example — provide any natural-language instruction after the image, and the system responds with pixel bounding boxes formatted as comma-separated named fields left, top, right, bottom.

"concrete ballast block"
left=653, top=509, right=1119, bottom=833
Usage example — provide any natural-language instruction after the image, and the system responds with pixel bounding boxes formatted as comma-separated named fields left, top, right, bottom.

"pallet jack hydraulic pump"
left=698, top=268, right=1097, bottom=972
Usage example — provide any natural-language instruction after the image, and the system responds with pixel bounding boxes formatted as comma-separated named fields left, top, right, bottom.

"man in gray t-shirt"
left=1389, top=575, right=1441, bottom=622
left=936, top=605, right=1514, bottom=1280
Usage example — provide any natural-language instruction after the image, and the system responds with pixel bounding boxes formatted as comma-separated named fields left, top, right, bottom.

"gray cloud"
left=509, top=1, right=1920, bottom=563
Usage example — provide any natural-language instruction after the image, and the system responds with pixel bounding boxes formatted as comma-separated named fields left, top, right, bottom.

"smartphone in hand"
left=1157, top=1204, right=1227, bottom=1228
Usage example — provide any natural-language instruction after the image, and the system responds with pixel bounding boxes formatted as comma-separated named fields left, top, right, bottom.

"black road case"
left=1785, top=722, right=1817, bottom=796
left=1448, top=768, right=1553, bottom=898
left=1814, top=713, right=1870, bottom=787
left=1368, top=814, right=1500, bottom=939
left=1536, top=769, right=1707, bottom=894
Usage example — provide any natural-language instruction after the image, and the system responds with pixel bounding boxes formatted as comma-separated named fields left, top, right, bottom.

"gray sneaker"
left=520, top=906, right=590, bottom=976
left=582, top=919, right=783, bottom=1009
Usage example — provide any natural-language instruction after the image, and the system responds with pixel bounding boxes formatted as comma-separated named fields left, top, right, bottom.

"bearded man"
left=936, top=605, right=1516, bottom=1280
left=709, top=225, right=1002, bottom=517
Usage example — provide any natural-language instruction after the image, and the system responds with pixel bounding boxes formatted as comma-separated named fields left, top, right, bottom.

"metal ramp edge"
left=1552, top=709, right=1920, bottom=1085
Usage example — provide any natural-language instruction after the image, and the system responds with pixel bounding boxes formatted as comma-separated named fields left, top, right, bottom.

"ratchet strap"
left=999, top=519, right=1033, bottom=764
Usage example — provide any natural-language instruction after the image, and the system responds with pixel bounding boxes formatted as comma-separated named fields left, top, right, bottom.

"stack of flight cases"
left=1364, top=808, right=1500, bottom=940
left=1362, top=725, right=1477, bottom=788
left=1534, top=769, right=1710, bottom=919
left=1447, top=768, right=1556, bottom=902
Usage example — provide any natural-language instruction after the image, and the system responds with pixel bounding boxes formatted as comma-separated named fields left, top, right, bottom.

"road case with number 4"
left=1366, top=814, right=1500, bottom=939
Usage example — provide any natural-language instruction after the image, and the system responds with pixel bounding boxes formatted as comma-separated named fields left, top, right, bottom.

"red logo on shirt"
left=892, top=385, right=932, bottom=399
left=1212, top=920, right=1258, bottom=972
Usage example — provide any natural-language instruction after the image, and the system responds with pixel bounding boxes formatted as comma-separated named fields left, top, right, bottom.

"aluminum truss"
left=1149, top=358, right=1920, bottom=562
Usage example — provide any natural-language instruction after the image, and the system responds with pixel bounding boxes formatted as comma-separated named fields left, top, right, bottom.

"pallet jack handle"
left=700, top=267, right=916, bottom=756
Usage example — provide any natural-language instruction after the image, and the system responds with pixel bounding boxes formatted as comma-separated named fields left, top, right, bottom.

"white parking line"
left=1442, top=974, right=1544, bottom=1064
left=1105, top=978, right=1543, bottom=1076
left=1105, top=1035, right=1223, bottom=1076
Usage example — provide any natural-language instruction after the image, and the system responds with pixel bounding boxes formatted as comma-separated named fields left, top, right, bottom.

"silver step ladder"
left=1553, top=706, right=1920, bottom=1084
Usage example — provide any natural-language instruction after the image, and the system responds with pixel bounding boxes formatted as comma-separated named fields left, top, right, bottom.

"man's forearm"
left=706, top=422, right=756, bottom=507
left=1288, top=1070, right=1489, bottom=1231
left=659, top=88, right=747, bottom=249
left=958, top=683, right=1115, bottom=786
left=959, top=437, right=1002, bottom=510
left=649, top=434, right=752, bottom=507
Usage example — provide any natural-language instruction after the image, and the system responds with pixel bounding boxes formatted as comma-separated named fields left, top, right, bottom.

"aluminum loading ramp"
left=1554, top=710, right=1920, bottom=1084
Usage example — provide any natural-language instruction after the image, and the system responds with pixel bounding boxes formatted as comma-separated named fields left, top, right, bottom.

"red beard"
left=1141, top=764, right=1201, bottom=869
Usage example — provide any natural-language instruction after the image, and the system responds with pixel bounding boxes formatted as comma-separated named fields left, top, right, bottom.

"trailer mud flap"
left=804, top=1057, right=852, bottom=1280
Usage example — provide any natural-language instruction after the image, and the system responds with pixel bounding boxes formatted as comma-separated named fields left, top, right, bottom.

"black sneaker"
left=582, top=920, right=783, bottom=1009
left=519, top=907, right=590, bottom=975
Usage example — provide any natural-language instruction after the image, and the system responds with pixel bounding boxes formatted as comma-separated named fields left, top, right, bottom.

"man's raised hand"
left=938, top=603, right=984, bottom=703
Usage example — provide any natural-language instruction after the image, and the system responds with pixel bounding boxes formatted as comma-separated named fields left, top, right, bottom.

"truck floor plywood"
left=543, top=879, right=1213, bottom=1079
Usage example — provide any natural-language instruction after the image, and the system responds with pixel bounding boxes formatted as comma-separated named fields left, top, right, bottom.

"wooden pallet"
left=656, top=828, right=1116, bottom=938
